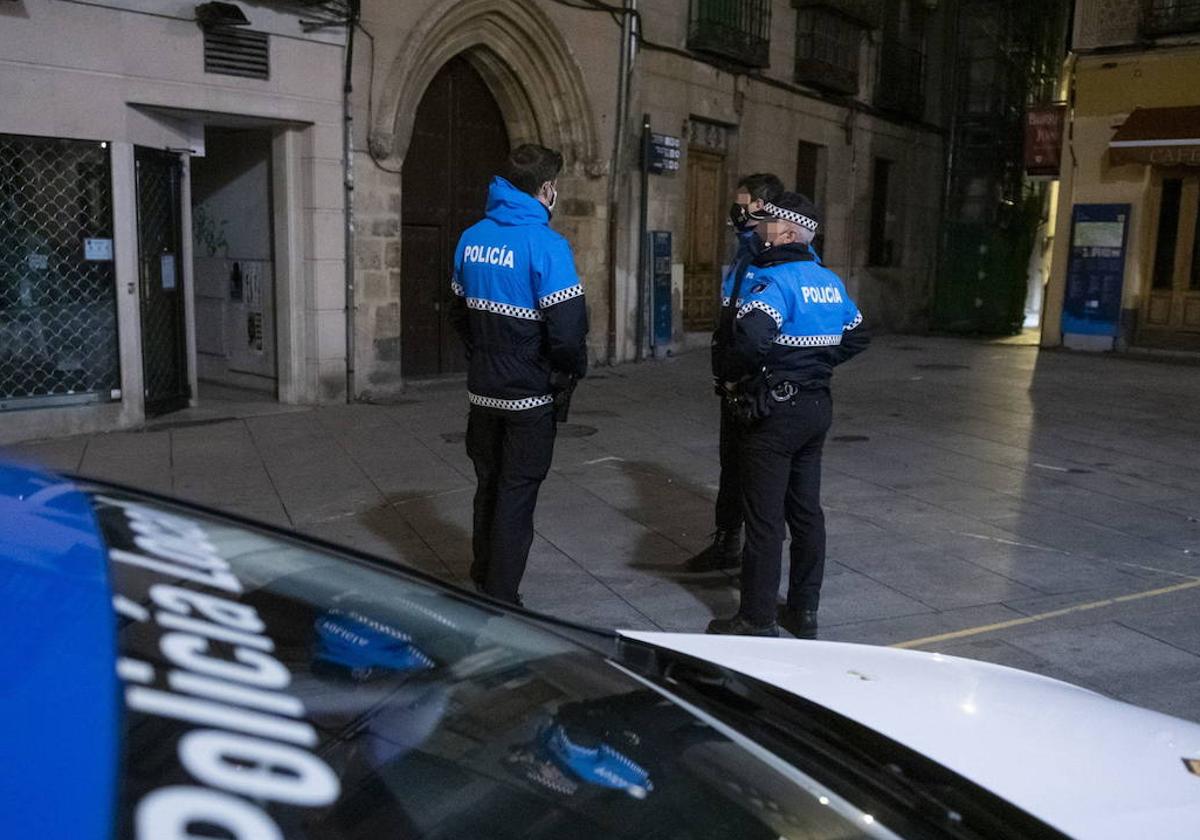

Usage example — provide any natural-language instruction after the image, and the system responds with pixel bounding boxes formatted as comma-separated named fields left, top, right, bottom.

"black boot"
left=779, top=607, right=818, bottom=640
left=684, top=528, right=742, bottom=572
left=706, top=613, right=779, bottom=637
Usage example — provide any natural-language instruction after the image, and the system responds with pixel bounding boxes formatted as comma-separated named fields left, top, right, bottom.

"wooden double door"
left=683, top=148, right=726, bottom=331
left=401, top=56, right=510, bottom=376
left=1141, top=172, right=1200, bottom=350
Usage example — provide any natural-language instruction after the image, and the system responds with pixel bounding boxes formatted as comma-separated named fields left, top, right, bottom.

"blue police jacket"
left=449, top=177, right=588, bottom=412
left=713, top=232, right=825, bottom=382
left=726, top=244, right=868, bottom=387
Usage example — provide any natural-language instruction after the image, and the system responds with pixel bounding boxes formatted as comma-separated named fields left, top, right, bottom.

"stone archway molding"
left=370, top=0, right=605, bottom=178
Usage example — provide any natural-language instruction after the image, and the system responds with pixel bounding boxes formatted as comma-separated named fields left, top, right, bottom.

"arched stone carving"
left=369, top=0, right=605, bottom=178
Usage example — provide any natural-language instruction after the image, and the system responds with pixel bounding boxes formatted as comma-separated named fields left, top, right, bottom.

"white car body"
left=624, top=632, right=1200, bottom=840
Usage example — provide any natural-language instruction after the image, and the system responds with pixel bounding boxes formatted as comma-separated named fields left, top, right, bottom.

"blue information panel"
left=1061, top=203, right=1130, bottom=338
left=651, top=231, right=672, bottom=348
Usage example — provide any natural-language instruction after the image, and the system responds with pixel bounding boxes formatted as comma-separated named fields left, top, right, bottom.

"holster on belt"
left=549, top=370, right=577, bottom=423
left=727, top=368, right=776, bottom=425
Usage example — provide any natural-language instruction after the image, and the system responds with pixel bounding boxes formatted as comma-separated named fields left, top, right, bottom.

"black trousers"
left=466, top=406, right=556, bottom=603
left=713, top=399, right=744, bottom=532
left=737, top=390, right=832, bottom=625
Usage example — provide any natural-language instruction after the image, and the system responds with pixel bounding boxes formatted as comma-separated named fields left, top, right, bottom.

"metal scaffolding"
left=934, top=0, right=1071, bottom=334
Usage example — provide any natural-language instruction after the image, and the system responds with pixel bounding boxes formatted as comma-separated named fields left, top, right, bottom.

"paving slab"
left=6, top=335, right=1200, bottom=722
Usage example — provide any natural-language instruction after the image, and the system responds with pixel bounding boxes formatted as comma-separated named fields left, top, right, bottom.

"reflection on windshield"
left=95, top=489, right=894, bottom=840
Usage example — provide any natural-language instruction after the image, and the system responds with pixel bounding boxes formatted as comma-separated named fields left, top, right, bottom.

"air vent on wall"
left=203, top=28, right=269, bottom=80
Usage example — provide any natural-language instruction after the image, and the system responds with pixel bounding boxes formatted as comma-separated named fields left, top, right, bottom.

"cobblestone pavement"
left=8, top=335, right=1200, bottom=721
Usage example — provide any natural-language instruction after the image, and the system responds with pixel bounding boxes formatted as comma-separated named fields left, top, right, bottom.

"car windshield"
left=92, top=485, right=899, bottom=840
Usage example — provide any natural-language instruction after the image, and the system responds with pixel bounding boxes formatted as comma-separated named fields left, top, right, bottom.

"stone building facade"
left=351, top=0, right=953, bottom=396
left=0, top=0, right=956, bottom=441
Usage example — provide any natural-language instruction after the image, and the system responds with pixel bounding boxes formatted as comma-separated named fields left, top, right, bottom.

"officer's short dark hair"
left=502, top=144, right=564, bottom=196
left=737, top=173, right=784, bottom=203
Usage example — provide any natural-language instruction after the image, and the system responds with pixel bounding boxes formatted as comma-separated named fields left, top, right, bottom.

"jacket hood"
left=485, top=176, right=551, bottom=227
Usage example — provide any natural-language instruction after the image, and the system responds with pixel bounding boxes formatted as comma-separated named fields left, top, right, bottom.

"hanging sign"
left=1024, top=105, right=1066, bottom=178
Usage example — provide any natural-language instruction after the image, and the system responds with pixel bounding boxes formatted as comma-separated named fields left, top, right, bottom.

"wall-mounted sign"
left=1062, top=203, right=1129, bottom=344
left=1024, top=105, right=1066, bottom=178
left=84, top=238, right=113, bottom=261
left=647, top=133, right=681, bottom=174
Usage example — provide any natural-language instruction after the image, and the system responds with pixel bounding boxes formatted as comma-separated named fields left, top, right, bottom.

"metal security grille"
left=0, top=134, right=120, bottom=409
left=203, top=28, right=269, bottom=79
left=795, top=7, right=862, bottom=95
left=688, top=0, right=771, bottom=68
left=135, top=149, right=189, bottom=415
left=1142, top=0, right=1200, bottom=36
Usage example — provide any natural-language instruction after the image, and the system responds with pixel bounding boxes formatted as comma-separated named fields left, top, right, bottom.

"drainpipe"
left=934, top=0, right=961, bottom=325
left=342, top=1, right=359, bottom=403
left=636, top=114, right=650, bottom=362
left=606, top=0, right=636, bottom=365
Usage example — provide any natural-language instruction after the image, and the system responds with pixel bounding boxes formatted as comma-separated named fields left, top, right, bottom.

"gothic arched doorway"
left=401, top=56, right=510, bottom=377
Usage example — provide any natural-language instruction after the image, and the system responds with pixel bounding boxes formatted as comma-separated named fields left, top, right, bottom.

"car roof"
left=0, top=462, right=118, bottom=838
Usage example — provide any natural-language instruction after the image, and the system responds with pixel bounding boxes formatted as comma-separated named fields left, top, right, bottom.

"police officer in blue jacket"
left=449, top=144, right=588, bottom=605
left=685, top=173, right=784, bottom=573
left=707, top=192, right=868, bottom=638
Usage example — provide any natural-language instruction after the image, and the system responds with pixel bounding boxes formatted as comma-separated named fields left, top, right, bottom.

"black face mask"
left=752, top=241, right=815, bottom=267
left=728, top=202, right=752, bottom=231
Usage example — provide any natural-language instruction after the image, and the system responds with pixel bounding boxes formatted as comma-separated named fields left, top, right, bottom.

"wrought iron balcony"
left=876, top=39, right=925, bottom=120
left=1141, top=0, right=1200, bottom=36
left=794, top=5, right=864, bottom=95
left=688, top=0, right=772, bottom=68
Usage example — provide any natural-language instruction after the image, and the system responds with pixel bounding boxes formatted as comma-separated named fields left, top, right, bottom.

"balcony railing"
left=794, top=6, right=862, bottom=95
left=876, top=40, right=925, bottom=120
left=688, top=0, right=772, bottom=68
left=1141, top=0, right=1200, bottom=36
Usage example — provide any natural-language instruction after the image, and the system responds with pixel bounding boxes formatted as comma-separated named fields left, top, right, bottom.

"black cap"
left=749, top=191, right=821, bottom=231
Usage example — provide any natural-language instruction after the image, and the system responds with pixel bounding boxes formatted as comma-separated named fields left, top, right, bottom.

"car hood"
left=623, top=632, right=1200, bottom=840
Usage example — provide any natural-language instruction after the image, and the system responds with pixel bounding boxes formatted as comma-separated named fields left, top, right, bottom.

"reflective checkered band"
left=721, top=296, right=731, bottom=307
left=451, top=280, right=464, bottom=297
left=773, top=333, right=843, bottom=347
left=466, top=297, right=544, bottom=321
left=845, top=311, right=862, bottom=331
left=538, top=284, right=583, bottom=309
left=759, top=201, right=819, bottom=232
left=468, top=392, right=554, bottom=411
left=737, top=300, right=783, bottom=328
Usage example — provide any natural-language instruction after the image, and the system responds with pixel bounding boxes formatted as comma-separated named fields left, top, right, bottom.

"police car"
left=4, top=461, right=1200, bottom=839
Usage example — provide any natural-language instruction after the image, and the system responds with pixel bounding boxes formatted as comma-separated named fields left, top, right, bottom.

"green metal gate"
left=933, top=0, right=1068, bottom=335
